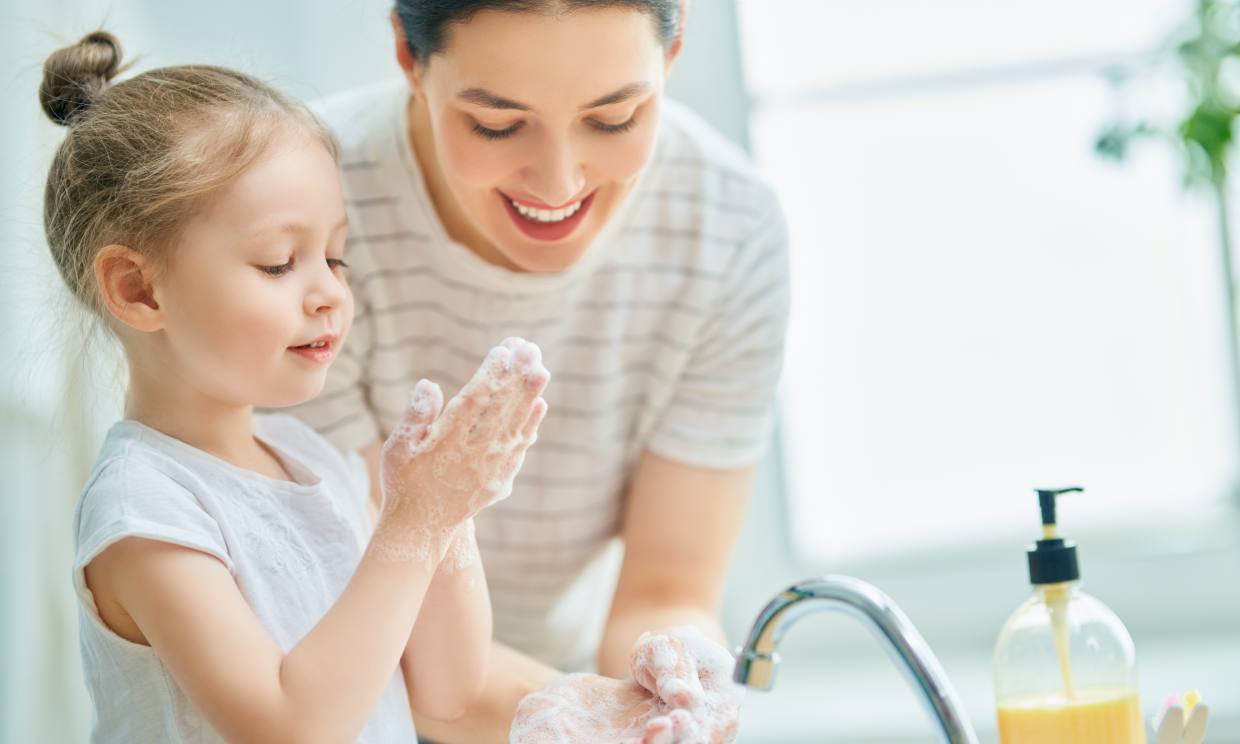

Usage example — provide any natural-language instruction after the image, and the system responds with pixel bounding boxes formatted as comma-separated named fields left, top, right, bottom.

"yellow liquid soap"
left=997, top=688, right=1146, bottom=744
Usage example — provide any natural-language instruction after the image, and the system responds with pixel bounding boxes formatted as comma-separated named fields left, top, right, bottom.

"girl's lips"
left=288, top=337, right=335, bottom=364
left=500, top=190, right=595, bottom=242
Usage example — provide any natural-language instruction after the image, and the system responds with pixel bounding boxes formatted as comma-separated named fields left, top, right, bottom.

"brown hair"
left=39, top=31, right=338, bottom=318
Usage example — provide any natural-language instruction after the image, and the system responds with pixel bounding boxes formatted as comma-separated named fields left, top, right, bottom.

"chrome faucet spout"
left=734, top=575, right=979, bottom=744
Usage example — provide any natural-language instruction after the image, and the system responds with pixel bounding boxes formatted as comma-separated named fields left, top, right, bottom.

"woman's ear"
left=94, top=245, right=164, bottom=333
left=390, top=10, right=427, bottom=100
left=666, top=0, right=689, bottom=68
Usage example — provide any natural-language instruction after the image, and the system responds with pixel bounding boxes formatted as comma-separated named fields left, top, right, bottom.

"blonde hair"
left=39, top=31, right=338, bottom=318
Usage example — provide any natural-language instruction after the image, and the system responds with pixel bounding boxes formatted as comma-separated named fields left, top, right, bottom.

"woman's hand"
left=371, top=338, right=549, bottom=566
left=629, top=626, right=744, bottom=744
left=509, top=626, right=743, bottom=744
left=510, top=673, right=702, bottom=744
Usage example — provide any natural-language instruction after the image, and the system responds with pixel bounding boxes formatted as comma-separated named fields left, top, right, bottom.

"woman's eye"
left=472, top=121, right=523, bottom=140
left=260, top=259, right=294, bottom=276
left=590, top=115, right=638, bottom=134
left=327, top=258, right=349, bottom=270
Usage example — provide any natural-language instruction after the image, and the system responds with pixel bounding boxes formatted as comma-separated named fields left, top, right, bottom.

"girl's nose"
left=305, top=262, right=347, bottom=316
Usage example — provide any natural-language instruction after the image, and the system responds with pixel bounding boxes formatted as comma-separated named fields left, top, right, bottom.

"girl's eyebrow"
left=456, top=81, right=652, bottom=112
left=247, top=215, right=349, bottom=239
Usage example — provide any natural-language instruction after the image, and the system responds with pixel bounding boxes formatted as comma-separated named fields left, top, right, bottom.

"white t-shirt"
left=287, top=79, right=791, bottom=670
left=72, top=414, right=417, bottom=743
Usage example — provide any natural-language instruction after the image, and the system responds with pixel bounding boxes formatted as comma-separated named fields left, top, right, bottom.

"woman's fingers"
left=640, top=716, right=675, bottom=744
left=631, top=632, right=703, bottom=709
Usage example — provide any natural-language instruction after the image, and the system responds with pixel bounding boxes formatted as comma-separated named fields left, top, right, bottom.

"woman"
left=288, top=1, right=789, bottom=740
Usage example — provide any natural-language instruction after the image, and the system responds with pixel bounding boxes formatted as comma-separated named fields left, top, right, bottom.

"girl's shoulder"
left=74, top=422, right=236, bottom=577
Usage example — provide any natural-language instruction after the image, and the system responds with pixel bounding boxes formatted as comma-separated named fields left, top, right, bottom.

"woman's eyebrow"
left=456, top=81, right=653, bottom=112
left=579, top=82, right=651, bottom=109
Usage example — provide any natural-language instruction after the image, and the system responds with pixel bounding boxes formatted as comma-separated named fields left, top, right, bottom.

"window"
left=739, top=0, right=1238, bottom=564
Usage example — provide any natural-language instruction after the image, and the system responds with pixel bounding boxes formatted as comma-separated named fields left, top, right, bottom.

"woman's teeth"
left=510, top=198, right=582, bottom=223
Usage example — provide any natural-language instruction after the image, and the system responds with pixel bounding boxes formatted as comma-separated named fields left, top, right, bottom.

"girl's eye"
left=472, top=121, right=523, bottom=140
left=590, top=115, right=638, bottom=134
left=260, top=259, right=294, bottom=276
left=327, top=258, right=349, bottom=270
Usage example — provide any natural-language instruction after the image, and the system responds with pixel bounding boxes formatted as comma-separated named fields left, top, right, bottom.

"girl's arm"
left=400, top=519, right=492, bottom=720
left=89, top=530, right=439, bottom=744
left=359, top=443, right=493, bottom=721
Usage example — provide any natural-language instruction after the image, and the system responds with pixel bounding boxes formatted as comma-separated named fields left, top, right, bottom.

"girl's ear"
left=390, top=10, right=427, bottom=102
left=94, top=245, right=165, bottom=333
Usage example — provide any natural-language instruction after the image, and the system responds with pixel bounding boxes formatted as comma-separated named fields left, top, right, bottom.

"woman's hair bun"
left=39, top=31, right=124, bottom=127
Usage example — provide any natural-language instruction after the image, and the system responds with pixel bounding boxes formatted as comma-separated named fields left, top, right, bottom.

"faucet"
left=734, top=575, right=980, bottom=744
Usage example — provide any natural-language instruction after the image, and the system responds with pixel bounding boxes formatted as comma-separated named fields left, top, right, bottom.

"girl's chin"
left=258, top=381, right=327, bottom=410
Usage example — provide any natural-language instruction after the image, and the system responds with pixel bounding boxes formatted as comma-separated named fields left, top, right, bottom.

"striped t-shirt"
left=286, top=79, right=790, bottom=670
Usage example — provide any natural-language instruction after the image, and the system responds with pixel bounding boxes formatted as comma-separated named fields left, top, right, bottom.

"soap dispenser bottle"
left=993, top=487, right=1145, bottom=743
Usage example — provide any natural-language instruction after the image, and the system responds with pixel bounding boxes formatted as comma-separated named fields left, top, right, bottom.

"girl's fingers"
left=505, top=367, right=550, bottom=437
left=497, top=341, right=549, bottom=433
left=520, top=397, right=548, bottom=442
left=387, top=379, right=443, bottom=449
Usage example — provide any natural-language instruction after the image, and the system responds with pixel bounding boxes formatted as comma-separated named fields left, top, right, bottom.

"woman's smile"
left=499, top=188, right=596, bottom=242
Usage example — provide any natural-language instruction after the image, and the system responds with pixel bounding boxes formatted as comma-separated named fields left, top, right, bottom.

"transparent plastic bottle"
left=993, top=488, right=1145, bottom=744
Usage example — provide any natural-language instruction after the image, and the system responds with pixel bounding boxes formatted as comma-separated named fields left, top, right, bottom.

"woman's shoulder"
left=309, top=78, right=407, bottom=159
left=652, top=98, right=780, bottom=212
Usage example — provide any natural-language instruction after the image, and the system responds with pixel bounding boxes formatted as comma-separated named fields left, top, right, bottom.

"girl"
left=41, top=31, right=549, bottom=743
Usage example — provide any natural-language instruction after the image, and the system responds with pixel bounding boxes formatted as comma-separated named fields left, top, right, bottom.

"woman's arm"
left=412, top=642, right=559, bottom=744
left=597, top=449, right=754, bottom=677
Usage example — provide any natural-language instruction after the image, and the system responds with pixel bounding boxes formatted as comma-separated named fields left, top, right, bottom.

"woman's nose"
left=524, top=134, right=586, bottom=207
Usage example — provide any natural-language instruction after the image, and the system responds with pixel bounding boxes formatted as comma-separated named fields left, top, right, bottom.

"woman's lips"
left=500, top=190, right=595, bottom=242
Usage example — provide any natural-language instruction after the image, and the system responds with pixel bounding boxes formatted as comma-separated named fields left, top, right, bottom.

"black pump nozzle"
left=1036, top=486, right=1084, bottom=527
left=1027, top=487, right=1085, bottom=586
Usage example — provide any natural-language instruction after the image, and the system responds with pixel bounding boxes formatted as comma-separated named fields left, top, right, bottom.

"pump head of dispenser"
left=1027, top=487, right=1083, bottom=586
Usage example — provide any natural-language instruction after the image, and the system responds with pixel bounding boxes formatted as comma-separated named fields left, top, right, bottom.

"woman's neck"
left=406, top=95, right=521, bottom=271
left=123, top=346, right=289, bottom=481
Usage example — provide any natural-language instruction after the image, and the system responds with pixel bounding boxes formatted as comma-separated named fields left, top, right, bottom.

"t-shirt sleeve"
left=73, top=458, right=234, bottom=623
left=280, top=271, right=382, bottom=455
left=647, top=195, right=792, bottom=470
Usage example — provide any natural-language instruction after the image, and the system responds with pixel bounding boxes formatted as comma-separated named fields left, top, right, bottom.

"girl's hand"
left=629, top=626, right=744, bottom=744
left=372, top=338, right=549, bottom=565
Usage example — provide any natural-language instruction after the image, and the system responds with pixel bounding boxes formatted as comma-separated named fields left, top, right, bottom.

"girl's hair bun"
left=39, top=31, right=124, bottom=126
